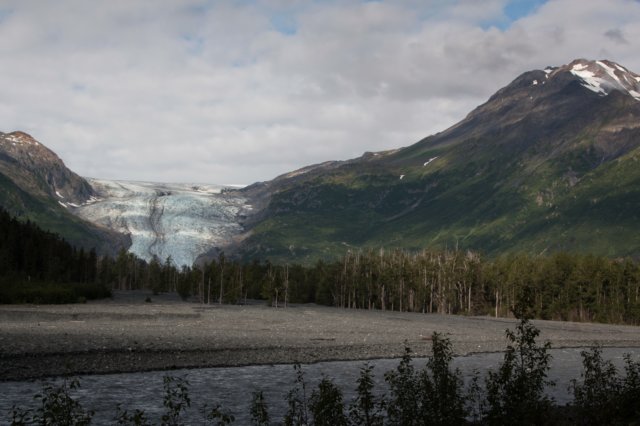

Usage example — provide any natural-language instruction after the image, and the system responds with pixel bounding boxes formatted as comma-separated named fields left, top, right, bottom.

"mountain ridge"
left=3, top=58, right=640, bottom=264
left=233, top=58, right=640, bottom=262
left=0, top=131, right=128, bottom=255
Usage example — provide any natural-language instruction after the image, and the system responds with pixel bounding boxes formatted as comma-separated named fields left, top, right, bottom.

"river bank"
left=1, top=291, right=640, bottom=381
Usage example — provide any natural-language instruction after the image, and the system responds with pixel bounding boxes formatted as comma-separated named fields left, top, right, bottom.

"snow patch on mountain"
left=74, top=179, right=248, bottom=266
left=566, top=59, right=640, bottom=101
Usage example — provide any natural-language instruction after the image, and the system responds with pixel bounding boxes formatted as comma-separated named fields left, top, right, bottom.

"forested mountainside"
left=235, top=59, right=640, bottom=263
left=0, top=131, right=128, bottom=255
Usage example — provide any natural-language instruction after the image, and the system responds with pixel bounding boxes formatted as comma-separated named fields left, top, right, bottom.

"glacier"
left=74, top=179, right=249, bottom=267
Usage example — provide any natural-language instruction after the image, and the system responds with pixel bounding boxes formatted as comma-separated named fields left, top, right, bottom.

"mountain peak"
left=0, top=131, right=95, bottom=204
left=554, top=58, right=640, bottom=100
left=3, top=131, right=40, bottom=146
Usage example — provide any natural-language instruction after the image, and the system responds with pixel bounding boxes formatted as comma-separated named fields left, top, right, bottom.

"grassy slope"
left=239, top=121, right=640, bottom=263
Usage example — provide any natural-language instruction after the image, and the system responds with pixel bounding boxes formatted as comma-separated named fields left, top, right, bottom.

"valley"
left=3, top=59, right=640, bottom=265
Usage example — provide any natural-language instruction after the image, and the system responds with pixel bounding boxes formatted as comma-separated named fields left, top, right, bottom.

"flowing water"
left=1, top=347, right=638, bottom=424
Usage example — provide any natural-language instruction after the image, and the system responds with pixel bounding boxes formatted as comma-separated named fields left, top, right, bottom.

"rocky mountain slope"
left=234, top=59, right=640, bottom=262
left=0, top=131, right=127, bottom=254
left=0, top=131, right=248, bottom=265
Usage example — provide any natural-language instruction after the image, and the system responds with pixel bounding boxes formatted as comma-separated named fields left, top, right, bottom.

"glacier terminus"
left=75, top=179, right=249, bottom=267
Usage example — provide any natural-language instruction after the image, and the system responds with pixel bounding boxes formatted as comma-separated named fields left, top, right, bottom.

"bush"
left=384, top=346, right=419, bottom=425
left=249, top=391, right=269, bottom=426
left=571, top=347, right=640, bottom=425
left=385, top=334, right=468, bottom=426
left=417, top=332, right=467, bottom=425
left=160, top=375, right=191, bottom=425
left=10, top=377, right=94, bottom=425
left=483, top=317, right=554, bottom=425
left=349, top=363, right=384, bottom=426
left=283, top=363, right=309, bottom=426
left=310, top=377, right=348, bottom=426
left=571, top=346, right=620, bottom=425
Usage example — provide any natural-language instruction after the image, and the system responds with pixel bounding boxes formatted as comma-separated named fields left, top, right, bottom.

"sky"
left=1, top=0, right=640, bottom=185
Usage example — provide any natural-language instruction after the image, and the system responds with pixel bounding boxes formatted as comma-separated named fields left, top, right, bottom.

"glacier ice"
left=74, top=179, right=248, bottom=267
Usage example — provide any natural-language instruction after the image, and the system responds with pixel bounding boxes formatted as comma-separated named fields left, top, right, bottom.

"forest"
left=0, top=208, right=109, bottom=303
left=103, top=248, right=640, bottom=326
left=2, top=207, right=640, bottom=325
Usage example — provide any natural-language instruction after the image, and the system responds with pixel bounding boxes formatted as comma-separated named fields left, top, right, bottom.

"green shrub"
left=384, top=346, right=419, bottom=425
left=349, top=363, right=384, bottom=426
left=572, top=347, right=640, bottom=425
left=417, top=332, right=467, bottom=425
left=160, top=375, right=191, bottom=425
left=249, top=391, right=269, bottom=426
left=309, top=377, right=348, bottom=426
left=283, top=363, right=309, bottom=426
left=483, top=317, right=554, bottom=425
left=10, top=377, right=94, bottom=425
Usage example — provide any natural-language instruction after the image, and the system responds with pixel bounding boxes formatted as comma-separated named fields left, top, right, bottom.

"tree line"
left=2, top=207, right=640, bottom=325
left=0, top=208, right=107, bottom=303
left=78, top=247, right=640, bottom=325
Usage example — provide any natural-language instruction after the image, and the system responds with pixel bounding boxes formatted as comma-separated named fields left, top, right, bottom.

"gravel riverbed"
left=1, top=291, right=640, bottom=381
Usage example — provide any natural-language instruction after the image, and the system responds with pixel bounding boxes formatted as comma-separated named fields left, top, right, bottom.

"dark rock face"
left=0, top=131, right=128, bottom=255
left=0, top=131, right=95, bottom=204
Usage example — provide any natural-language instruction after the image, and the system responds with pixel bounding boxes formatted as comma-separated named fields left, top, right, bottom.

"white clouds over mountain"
left=1, top=0, right=639, bottom=184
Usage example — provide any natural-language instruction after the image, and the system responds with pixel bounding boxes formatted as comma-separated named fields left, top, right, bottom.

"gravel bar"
left=1, top=291, right=640, bottom=381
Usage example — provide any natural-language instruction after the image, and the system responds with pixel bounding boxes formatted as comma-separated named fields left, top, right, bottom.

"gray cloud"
left=1, top=0, right=640, bottom=184
left=604, top=28, right=628, bottom=44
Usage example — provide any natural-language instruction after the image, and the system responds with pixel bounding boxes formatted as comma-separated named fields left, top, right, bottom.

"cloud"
left=604, top=28, right=628, bottom=44
left=1, top=0, right=640, bottom=184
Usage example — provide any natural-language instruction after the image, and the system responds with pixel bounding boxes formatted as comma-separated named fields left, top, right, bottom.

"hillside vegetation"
left=236, top=61, right=640, bottom=263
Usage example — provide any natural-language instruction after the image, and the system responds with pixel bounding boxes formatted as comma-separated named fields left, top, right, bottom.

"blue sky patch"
left=505, top=0, right=548, bottom=22
left=270, top=13, right=297, bottom=35
left=479, top=0, right=548, bottom=30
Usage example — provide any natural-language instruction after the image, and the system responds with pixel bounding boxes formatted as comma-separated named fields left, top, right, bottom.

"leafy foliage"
left=10, top=378, right=94, bottom=426
left=417, top=332, right=467, bottom=425
left=384, top=335, right=468, bottom=426
left=249, top=391, right=270, bottom=426
left=283, top=363, right=310, bottom=426
left=309, top=377, right=348, bottom=426
left=348, top=363, right=384, bottom=426
left=201, top=403, right=235, bottom=425
left=571, top=346, right=640, bottom=425
left=483, top=317, right=554, bottom=425
left=114, top=405, right=151, bottom=426
left=160, top=376, right=191, bottom=426
left=384, top=346, right=419, bottom=425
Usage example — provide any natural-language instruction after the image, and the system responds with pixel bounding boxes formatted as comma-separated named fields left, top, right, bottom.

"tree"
left=417, top=332, right=467, bottom=425
left=349, top=363, right=384, bottom=426
left=571, top=346, right=621, bottom=425
left=249, top=391, right=269, bottom=426
left=283, top=363, right=309, bottom=426
left=384, top=346, right=419, bottom=425
left=160, top=376, right=191, bottom=426
left=483, top=317, right=554, bottom=425
left=309, top=377, right=347, bottom=426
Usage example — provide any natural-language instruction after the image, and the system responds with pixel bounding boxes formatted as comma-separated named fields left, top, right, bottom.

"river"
left=1, top=347, right=638, bottom=424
